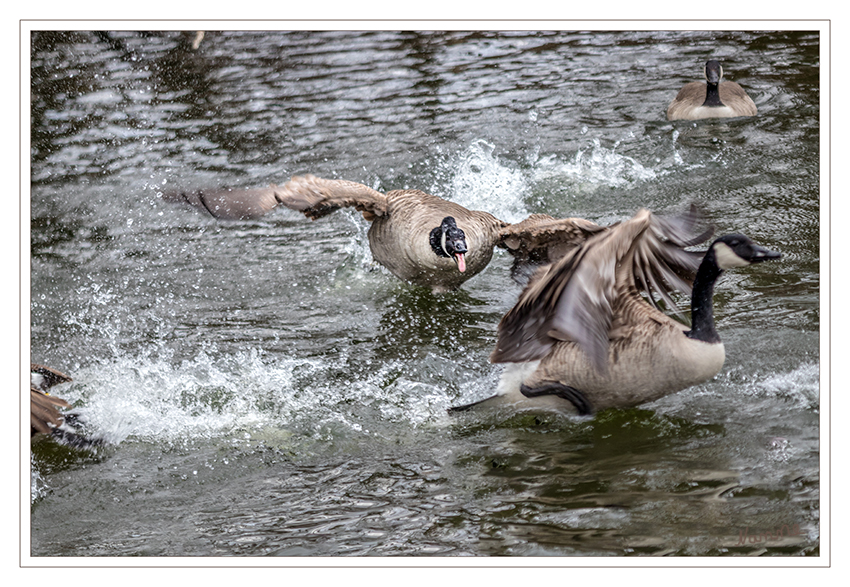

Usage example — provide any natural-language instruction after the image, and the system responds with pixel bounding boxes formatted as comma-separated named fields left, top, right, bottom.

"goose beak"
left=455, top=252, right=466, bottom=273
left=446, top=234, right=468, bottom=272
left=749, top=244, right=782, bottom=263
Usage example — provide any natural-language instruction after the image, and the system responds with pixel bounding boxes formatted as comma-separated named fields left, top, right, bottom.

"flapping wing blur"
left=491, top=206, right=712, bottom=373
left=634, top=204, right=713, bottom=319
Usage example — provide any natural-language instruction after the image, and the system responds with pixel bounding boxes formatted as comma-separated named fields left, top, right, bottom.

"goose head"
left=430, top=216, right=468, bottom=272
left=686, top=233, right=781, bottom=344
left=704, top=60, right=724, bottom=86
left=710, top=234, right=782, bottom=270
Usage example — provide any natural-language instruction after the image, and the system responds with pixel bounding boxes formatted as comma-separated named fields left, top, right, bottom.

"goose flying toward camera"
left=667, top=60, right=758, bottom=121
left=167, top=175, right=604, bottom=293
left=450, top=207, right=781, bottom=415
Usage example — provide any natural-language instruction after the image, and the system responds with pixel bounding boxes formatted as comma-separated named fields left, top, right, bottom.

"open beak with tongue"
left=454, top=251, right=466, bottom=273
left=442, top=223, right=468, bottom=273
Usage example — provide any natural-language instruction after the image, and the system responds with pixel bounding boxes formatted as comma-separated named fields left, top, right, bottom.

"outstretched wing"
left=274, top=175, right=389, bottom=221
left=162, top=186, right=285, bottom=220
left=497, top=214, right=606, bottom=283
left=162, top=175, right=390, bottom=221
left=491, top=206, right=712, bottom=373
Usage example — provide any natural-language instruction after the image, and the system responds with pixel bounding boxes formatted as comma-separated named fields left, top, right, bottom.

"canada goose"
left=31, top=363, right=72, bottom=436
left=166, top=175, right=605, bottom=293
left=667, top=60, right=758, bottom=121
left=450, top=207, right=781, bottom=415
left=31, top=363, right=100, bottom=448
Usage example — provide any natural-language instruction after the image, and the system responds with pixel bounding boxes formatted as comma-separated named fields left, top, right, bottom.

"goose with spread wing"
left=450, top=207, right=781, bottom=415
left=166, top=175, right=604, bottom=293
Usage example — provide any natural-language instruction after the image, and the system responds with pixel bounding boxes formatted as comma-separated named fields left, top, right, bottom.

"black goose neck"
left=687, top=250, right=723, bottom=343
left=702, top=82, right=724, bottom=107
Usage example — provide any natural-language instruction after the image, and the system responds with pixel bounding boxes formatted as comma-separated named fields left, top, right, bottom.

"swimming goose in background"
left=667, top=60, right=758, bottom=121
left=450, top=207, right=781, bottom=415
left=31, top=363, right=100, bottom=448
left=166, top=175, right=605, bottom=293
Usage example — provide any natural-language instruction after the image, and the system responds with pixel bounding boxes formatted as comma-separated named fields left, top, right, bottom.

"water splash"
left=31, top=454, right=47, bottom=503
left=751, top=362, right=820, bottom=410
left=57, top=343, right=466, bottom=449
left=533, top=139, right=658, bottom=191
left=437, top=139, right=530, bottom=224
left=58, top=347, right=286, bottom=444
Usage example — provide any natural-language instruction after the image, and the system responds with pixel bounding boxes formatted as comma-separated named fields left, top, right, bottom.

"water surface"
left=28, top=29, right=821, bottom=558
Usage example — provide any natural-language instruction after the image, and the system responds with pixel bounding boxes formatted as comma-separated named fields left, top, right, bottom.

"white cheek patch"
left=714, top=242, right=751, bottom=269
left=441, top=230, right=449, bottom=256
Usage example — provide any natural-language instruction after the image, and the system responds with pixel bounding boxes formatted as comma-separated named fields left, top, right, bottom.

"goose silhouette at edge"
left=31, top=363, right=101, bottom=448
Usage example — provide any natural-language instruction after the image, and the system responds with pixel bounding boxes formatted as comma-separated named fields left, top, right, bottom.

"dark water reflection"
left=29, top=28, right=821, bottom=558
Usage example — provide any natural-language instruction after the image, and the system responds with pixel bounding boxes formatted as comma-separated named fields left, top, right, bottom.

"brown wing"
left=31, top=388, right=71, bottom=434
left=491, top=206, right=712, bottom=372
left=162, top=186, right=285, bottom=220
left=667, top=81, right=706, bottom=120
left=30, top=363, right=72, bottom=435
left=275, top=174, right=389, bottom=221
left=719, top=82, right=758, bottom=116
left=497, top=214, right=606, bottom=282
left=31, top=363, right=72, bottom=390
left=163, top=175, right=390, bottom=221
left=633, top=204, right=714, bottom=318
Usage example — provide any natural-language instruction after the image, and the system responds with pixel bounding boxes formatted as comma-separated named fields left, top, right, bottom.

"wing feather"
left=162, top=174, right=390, bottom=221
left=30, top=363, right=73, bottom=434
left=497, top=215, right=606, bottom=284
left=275, top=175, right=389, bottom=220
left=491, top=206, right=712, bottom=373
left=162, top=186, right=284, bottom=220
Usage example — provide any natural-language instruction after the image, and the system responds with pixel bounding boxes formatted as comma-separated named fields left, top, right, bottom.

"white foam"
left=62, top=347, right=320, bottom=444
left=31, top=454, right=48, bottom=503
left=533, top=139, right=658, bottom=189
left=752, top=362, right=820, bottom=409
left=57, top=344, right=484, bottom=447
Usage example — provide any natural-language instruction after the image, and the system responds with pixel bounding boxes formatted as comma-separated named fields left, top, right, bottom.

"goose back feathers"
left=667, top=60, right=757, bottom=121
